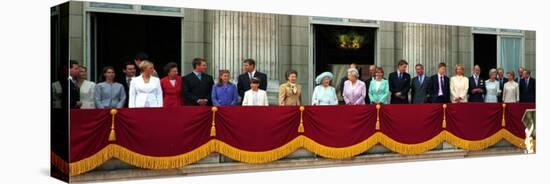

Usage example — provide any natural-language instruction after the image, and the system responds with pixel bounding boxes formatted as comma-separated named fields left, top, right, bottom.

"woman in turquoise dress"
left=368, top=67, right=390, bottom=104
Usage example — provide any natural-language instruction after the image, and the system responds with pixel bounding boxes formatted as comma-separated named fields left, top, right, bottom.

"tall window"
left=500, top=36, right=523, bottom=73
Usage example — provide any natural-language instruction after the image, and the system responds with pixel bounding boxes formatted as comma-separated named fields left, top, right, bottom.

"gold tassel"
left=109, top=109, right=118, bottom=141
left=375, top=104, right=381, bottom=130
left=442, top=104, right=447, bottom=129
left=210, top=107, right=218, bottom=137
left=298, top=106, right=305, bottom=133
left=501, top=103, right=506, bottom=127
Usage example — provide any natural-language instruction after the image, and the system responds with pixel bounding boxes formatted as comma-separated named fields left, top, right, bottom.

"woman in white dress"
left=129, top=60, right=163, bottom=108
left=312, top=72, right=338, bottom=105
left=503, top=71, right=520, bottom=103
left=242, top=77, right=269, bottom=106
left=484, top=68, right=500, bottom=103
left=77, top=66, right=96, bottom=109
left=450, top=64, right=469, bottom=103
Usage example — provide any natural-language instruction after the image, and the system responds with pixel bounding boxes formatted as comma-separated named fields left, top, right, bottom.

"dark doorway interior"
left=91, top=13, right=181, bottom=81
left=313, top=24, right=376, bottom=78
left=473, top=34, right=497, bottom=79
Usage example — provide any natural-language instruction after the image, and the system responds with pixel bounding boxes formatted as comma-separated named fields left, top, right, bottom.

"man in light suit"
left=428, top=63, right=451, bottom=103
left=388, top=60, right=411, bottom=104
left=237, top=59, right=268, bottom=104
left=183, top=58, right=215, bottom=106
left=411, top=64, right=431, bottom=104
left=519, top=69, right=536, bottom=103
left=468, top=65, right=486, bottom=102
left=496, top=68, right=508, bottom=102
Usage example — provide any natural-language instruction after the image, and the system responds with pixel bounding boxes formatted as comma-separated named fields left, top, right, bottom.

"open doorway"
left=313, top=24, right=376, bottom=99
left=473, top=34, right=497, bottom=79
left=90, top=12, right=182, bottom=81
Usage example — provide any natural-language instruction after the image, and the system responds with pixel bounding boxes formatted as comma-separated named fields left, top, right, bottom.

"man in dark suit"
left=389, top=60, right=411, bottom=104
left=468, top=65, right=486, bottom=102
left=66, top=60, right=81, bottom=109
left=515, top=67, right=525, bottom=82
left=118, top=62, right=137, bottom=108
left=496, top=68, right=508, bottom=102
left=183, top=58, right=215, bottom=106
left=428, top=63, right=451, bottom=103
left=411, top=64, right=431, bottom=104
left=363, top=65, right=376, bottom=104
left=237, top=59, right=268, bottom=102
left=519, top=69, right=536, bottom=103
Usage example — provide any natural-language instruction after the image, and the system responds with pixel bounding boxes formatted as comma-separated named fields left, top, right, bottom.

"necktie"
left=399, top=73, right=402, bottom=80
left=419, top=76, right=423, bottom=85
left=525, top=79, right=529, bottom=89
left=197, top=73, right=202, bottom=80
left=474, top=76, right=478, bottom=86
left=249, top=72, right=253, bottom=80
left=439, top=76, right=443, bottom=96
left=127, top=78, right=131, bottom=85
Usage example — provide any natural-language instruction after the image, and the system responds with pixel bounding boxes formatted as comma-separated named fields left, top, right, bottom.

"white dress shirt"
left=129, top=75, right=163, bottom=108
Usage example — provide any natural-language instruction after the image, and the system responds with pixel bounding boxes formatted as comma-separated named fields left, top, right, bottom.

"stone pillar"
left=524, top=31, right=536, bottom=78
left=288, top=16, right=310, bottom=105
left=69, top=1, right=85, bottom=66
left=208, top=11, right=280, bottom=81
left=398, top=23, right=454, bottom=76
left=183, top=9, right=206, bottom=75
left=457, top=26, right=473, bottom=76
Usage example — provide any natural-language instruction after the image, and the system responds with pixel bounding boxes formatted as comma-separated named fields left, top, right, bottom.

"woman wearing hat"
left=312, top=72, right=338, bottom=105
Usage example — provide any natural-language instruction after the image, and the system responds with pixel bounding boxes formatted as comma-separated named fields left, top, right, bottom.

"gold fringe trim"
left=378, top=132, right=446, bottom=155
left=69, top=144, right=118, bottom=176
left=215, top=136, right=304, bottom=163
left=444, top=129, right=524, bottom=150
left=69, top=141, right=216, bottom=176
left=69, top=130, right=527, bottom=176
left=51, top=151, right=69, bottom=175
left=303, top=135, right=378, bottom=159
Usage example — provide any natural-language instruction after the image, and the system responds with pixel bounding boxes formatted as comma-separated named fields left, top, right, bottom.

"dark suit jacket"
left=519, top=78, right=536, bottom=102
left=118, top=76, right=133, bottom=108
left=428, top=74, right=451, bottom=103
left=237, top=71, right=268, bottom=99
left=364, top=77, right=375, bottom=104
left=183, top=72, right=214, bottom=106
left=411, top=75, right=431, bottom=104
left=468, top=75, right=486, bottom=102
left=63, top=79, right=80, bottom=109
left=497, top=77, right=508, bottom=102
left=388, top=71, right=411, bottom=104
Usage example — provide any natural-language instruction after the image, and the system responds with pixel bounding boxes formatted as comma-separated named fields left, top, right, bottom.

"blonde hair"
left=455, top=64, right=465, bottom=74
left=139, top=60, right=154, bottom=71
left=489, top=68, right=497, bottom=78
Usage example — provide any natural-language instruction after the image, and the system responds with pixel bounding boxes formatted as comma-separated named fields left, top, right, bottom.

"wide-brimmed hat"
left=315, top=72, right=334, bottom=84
